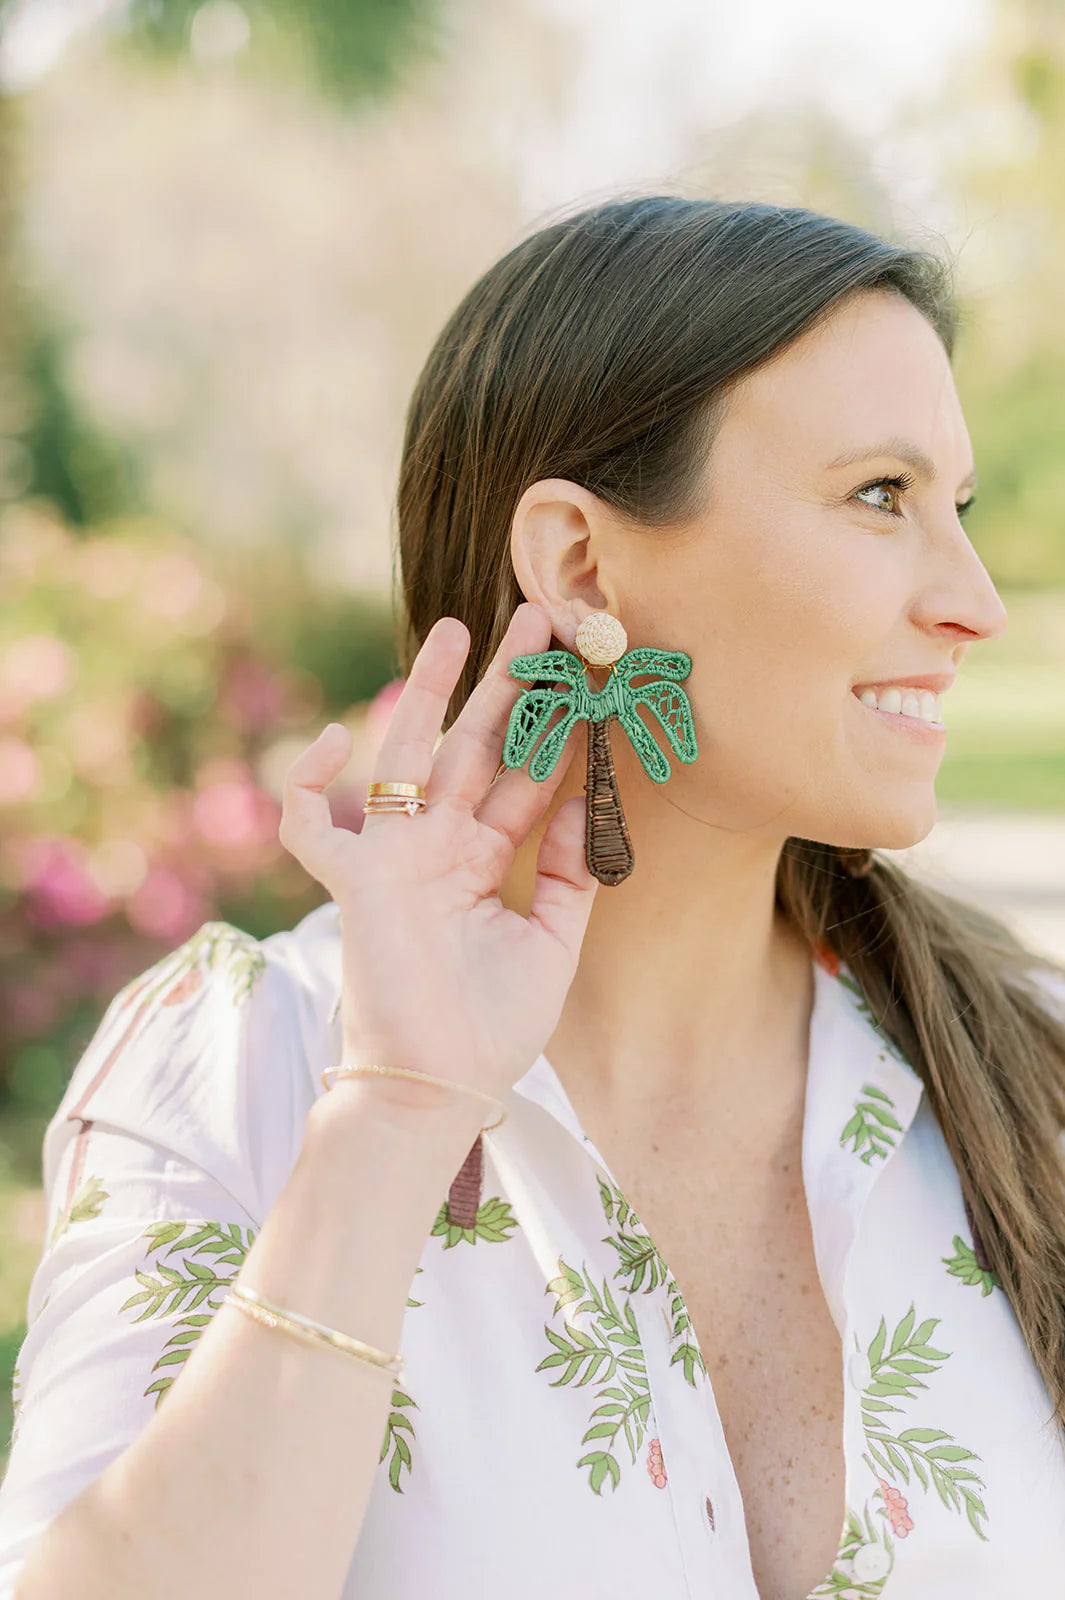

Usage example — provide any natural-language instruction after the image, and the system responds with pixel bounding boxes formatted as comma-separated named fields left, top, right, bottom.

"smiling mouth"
left=850, top=690, right=946, bottom=738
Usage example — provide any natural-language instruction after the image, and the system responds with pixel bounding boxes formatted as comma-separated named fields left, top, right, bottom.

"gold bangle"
left=321, top=1062, right=507, bottom=1132
left=224, top=1283, right=404, bottom=1380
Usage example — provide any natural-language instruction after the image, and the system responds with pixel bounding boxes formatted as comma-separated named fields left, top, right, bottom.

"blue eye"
left=853, top=473, right=915, bottom=516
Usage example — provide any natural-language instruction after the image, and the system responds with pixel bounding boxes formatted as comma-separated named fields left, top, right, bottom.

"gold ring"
left=363, top=800, right=425, bottom=816
left=366, top=782, right=426, bottom=800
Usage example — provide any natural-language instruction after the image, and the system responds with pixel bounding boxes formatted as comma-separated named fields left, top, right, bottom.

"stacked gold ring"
left=364, top=781, right=427, bottom=817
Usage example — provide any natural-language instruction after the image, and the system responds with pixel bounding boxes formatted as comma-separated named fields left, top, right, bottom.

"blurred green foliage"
left=119, top=0, right=448, bottom=106
left=947, top=1, right=1065, bottom=586
left=958, top=357, right=1065, bottom=589
left=20, top=321, right=142, bottom=527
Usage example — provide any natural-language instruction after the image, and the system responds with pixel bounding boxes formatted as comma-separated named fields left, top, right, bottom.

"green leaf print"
left=9, top=1357, right=22, bottom=1449
left=49, top=1174, right=110, bottom=1248
left=855, top=1305, right=989, bottom=1542
left=189, top=921, right=266, bottom=1004
left=596, top=1174, right=707, bottom=1387
left=807, top=1497, right=897, bottom=1597
left=118, top=1217, right=428, bottom=1487
left=943, top=1234, right=1000, bottom=1297
left=378, top=1269, right=426, bottom=1490
left=118, top=921, right=266, bottom=1021
left=430, top=1194, right=519, bottom=1249
left=380, top=1386, right=420, bottom=1492
left=839, top=1082, right=902, bottom=1165
left=835, top=972, right=910, bottom=1068
left=537, top=1253, right=654, bottom=1495
left=118, top=1220, right=258, bottom=1409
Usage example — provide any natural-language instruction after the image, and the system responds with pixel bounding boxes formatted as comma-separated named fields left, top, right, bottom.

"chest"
left=593, top=1126, right=848, bottom=1600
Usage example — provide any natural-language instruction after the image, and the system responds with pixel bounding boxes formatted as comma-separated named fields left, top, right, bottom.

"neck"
left=499, top=726, right=817, bottom=1128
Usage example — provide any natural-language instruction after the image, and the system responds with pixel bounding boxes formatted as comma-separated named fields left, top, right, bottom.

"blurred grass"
left=0, top=586, right=1061, bottom=1481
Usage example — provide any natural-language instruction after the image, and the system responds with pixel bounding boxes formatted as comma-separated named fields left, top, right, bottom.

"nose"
left=916, top=517, right=1010, bottom=648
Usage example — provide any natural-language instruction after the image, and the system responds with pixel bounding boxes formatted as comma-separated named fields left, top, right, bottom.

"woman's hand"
left=278, top=602, right=597, bottom=1121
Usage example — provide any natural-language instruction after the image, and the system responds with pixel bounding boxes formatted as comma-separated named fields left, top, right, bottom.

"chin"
left=857, top=803, right=939, bottom=854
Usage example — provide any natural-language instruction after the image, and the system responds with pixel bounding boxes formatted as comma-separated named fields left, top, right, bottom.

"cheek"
left=639, top=510, right=889, bottom=765
left=687, top=553, right=859, bottom=730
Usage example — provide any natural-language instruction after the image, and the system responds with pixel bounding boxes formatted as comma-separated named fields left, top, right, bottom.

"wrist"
left=308, top=1069, right=495, bottom=1143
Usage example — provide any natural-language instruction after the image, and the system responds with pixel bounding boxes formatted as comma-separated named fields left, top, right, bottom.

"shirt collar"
left=510, top=950, right=926, bottom=1331
left=802, top=954, right=924, bottom=1329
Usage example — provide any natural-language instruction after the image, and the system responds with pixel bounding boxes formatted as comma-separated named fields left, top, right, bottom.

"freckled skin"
left=588, top=1083, right=846, bottom=1600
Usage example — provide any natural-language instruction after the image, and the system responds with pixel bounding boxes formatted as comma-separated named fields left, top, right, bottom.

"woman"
left=2, top=196, right=1065, bottom=1600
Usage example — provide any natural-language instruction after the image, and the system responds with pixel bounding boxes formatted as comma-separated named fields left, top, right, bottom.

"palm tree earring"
left=501, top=610, right=698, bottom=886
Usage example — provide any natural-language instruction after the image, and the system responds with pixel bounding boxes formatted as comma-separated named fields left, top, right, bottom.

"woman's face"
left=584, top=286, right=1010, bottom=854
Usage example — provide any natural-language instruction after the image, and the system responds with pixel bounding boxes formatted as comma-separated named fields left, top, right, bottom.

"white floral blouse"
left=1, top=900, right=1065, bottom=1599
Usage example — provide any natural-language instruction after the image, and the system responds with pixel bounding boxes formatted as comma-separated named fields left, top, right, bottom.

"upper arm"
left=0, top=913, right=338, bottom=1595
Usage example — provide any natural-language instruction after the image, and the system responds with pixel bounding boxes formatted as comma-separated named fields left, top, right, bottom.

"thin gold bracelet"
left=223, top=1282, right=404, bottom=1381
left=321, top=1061, right=508, bottom=1132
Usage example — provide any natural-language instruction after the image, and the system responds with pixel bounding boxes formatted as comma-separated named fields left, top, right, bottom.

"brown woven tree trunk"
left=964, top=1194, right=993, bottom=1275
left=447, top=1134, right=484, bottom=1229
left=585, top=717, right=635, bottom=886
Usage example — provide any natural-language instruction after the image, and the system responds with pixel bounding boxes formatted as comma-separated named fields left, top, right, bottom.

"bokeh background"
left=0, top=0, right=1063, bottom=1466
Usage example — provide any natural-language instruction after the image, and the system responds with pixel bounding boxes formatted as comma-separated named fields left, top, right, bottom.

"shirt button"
left=852, top=1543, right=891, bottom=1581
left=848, top=1350, right=872, bottom=1390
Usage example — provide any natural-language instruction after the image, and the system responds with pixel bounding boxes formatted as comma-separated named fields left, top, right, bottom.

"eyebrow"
left=827, top=436, right=979, bottom=492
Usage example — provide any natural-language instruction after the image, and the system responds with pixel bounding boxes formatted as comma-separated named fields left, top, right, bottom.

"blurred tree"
left=0, top=85, right=140, bottom=526
left=0, top=0, right=453, bottom=533
left=0, top=94, right=30, bottom=505
left=117, top=0, right=450, bottom=107
left=941, top=0, right=1065, bottom=587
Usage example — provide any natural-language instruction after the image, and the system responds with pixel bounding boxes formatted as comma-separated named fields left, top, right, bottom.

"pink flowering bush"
left=0, top=501, right=400, bottom=1135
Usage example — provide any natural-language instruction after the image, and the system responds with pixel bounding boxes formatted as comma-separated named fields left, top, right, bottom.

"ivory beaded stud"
left=574, top=611, right=628, bottom=667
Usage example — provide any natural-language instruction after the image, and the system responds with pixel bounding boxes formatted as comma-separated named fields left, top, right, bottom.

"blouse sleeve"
left=0, top=910, right=340, bottom=1598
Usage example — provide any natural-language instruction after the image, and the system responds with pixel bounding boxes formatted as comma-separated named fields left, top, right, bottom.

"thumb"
left=526, top=793, right=598, bottom=961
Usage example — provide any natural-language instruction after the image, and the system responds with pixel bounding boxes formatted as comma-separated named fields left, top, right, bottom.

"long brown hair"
left=395, top=194, right=1065, bottom=1433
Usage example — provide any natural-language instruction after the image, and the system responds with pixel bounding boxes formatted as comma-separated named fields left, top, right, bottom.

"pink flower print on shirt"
left=811, top=940, right=840, bottom=977
left=645, top=1437, right=667, bottom=1488
left=877, top=1476, right=914, bottom=1537
left=162, top=967, right=204, bottom=1005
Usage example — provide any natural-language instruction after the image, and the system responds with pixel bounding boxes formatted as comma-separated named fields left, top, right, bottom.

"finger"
left=278, top=722, right=354, bottom=888
left=473, top=712, right=582, bottom=849
left=369, top=616, right=472, bottom=791
left=526, top=794, right=598, bottom=959
left=426, top=601, right=553, bottom=807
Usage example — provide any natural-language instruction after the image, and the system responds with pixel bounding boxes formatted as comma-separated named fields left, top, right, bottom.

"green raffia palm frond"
left=502, top=646, right=697, bottom=782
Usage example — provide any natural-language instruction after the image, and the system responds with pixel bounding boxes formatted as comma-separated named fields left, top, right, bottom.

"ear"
left=509, top=479, right=622, bottom=652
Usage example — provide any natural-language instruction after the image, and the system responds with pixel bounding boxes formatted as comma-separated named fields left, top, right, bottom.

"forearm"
left=14, top=1083, right=487, bottom=1600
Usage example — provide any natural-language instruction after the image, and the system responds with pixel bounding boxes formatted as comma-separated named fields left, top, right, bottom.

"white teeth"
left=855, top=686, right=944, bottom=724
